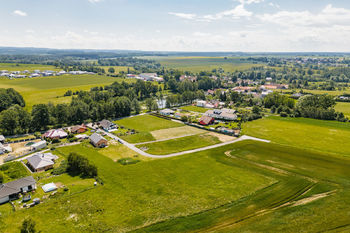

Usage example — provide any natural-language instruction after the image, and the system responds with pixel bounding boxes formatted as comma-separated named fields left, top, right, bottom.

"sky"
left=1, top=0, right=350, bottom=52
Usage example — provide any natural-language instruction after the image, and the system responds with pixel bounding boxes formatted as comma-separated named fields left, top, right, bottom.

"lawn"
left=335, top=102, right=350, bottom=117
left=243, top=116, right=350, bottom=157
left=136, top=133, right=221, bottom=155
left=99, top=143, right=152, bottom=162
left=0, top=142, right=274, bottom=233
left=180, top=105, right=209, bottom=113
left=116, top=115, right=184, bottom=143
left=0, top=75, right=133, bottom=109
left=0, top=162, right=30, bottom=183
left=153, top=57, right=261, bottom=73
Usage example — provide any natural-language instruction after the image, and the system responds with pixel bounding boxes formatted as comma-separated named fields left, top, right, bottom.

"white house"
left=197, top=100, right=206, bottom=107
left=0, top=176, right=36, bottom=204
left=30, top=140, right=47, bottom=151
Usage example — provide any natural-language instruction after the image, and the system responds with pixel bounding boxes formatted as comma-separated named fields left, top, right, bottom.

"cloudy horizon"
left=1, top=0, right=350, bottom=52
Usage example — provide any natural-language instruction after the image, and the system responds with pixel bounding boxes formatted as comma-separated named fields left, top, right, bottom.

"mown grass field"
left=151, top=125, right=205, bottom=140
left=116, top=115, right=184, bottom=143
left=0, top=75, right=132, bottom=109
left=180, top=105, right=208, bottom=113
left=99, top=143, right=152, bottom=162
left=136, top=134, right=221, bottom=155
left=335, top=102, right=350, bottom=117
left=243, top=116, right=350, bottom=157
left=153, top=57, right=261, bottom=73
left=0, top=142, right=274, bottom=233
left=0, top=63, right=60, bottom=72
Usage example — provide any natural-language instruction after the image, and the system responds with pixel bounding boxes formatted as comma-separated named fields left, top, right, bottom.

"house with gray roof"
left=98, top=119, right=117, bottom=131
left=0, top=176, right=36, bottom=204
left=27, top=153, right=58, bottom=172
left=89, top=133, right=108, bottom=148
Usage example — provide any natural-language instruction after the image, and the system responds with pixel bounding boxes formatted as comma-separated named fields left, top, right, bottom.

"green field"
left=0, top=75, right=132, bottom=109
left=116, top=115, right=184, bottom=143
left=180, top=105, right=209, bottom=113
left=136, top=134, right=221, bottom=155
left=152, top=57, right=261, bottom=73
left=0, top=142, right=274, bottom=232
left=243, top=116, right=350, bottom=157
left=335, top=102, right=350, bottom=117
left=0, top=162, right=30, bottom=183
left=98, top=66, right=134, bottom=73
left=0, top=63, right=60, bottom=72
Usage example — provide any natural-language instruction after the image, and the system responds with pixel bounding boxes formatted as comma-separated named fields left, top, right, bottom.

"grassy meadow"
left=0, top=142, right=274, bottom=232
left=243, top=116, right=350, bottom=157
left=335, top=102, right=350, bottom=117
left=153, top=56, right=261, bottom=73
left=0, top=63, right=60, bottom=72
left=136, top=134, right=221, bottom=155
left=180, top=105, right=209, bottom=113
left=116, top=115, right=184, bottom=143
left=98, top=66, right=134, bottom=73
left=0, top=75, right=132, bottom=109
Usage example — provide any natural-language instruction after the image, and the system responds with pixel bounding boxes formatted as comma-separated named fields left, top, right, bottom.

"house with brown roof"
left=199, top=115, right=215, bottom=126
left=70, top=124, right=87, bottom=134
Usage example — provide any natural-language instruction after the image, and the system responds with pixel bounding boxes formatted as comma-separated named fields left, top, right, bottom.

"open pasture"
left=150, top=125, right=205, bottom=140
left=136, top=133, right=222, bottom=155
left=335, top=102, right=350, bottom=117
left=0, top=142, right=274, bottom=232
left=180, top=105, right=209, bottom=113
left=0, top=75, right=130, bottom=109
left=98, top=66, right=134, bottom=73
left=243, top=116, right=350, bottom=157
left=135, top=141, right=350, bottom=232
left=116, top=115, right=184, bottom=143
left=0, top=63, right=60, bottom=72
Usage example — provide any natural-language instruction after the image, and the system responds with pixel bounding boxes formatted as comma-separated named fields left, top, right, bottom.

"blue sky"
left=1, top=0, right=350, bottom=52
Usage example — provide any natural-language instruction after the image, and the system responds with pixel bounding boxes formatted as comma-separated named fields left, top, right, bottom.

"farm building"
left=98, top=120, right=117, bottom=131
left=0, top=176, right=36, bottom=204
left=30, top=140, right=47, bottom=151
left=90, top=133, right=108, bottom=148
left=0, top=135, right=5, bottom=143
left=205, top=108, right=237, bottom=121
left=70, top=124, right=87, bottom=134
left=159, top=109, right=175, bottom=116
left=26, top=152, right=58, bottom=172
left=43, top=129, right=68, bottom=139
left=199, top=116, right=215, bottom=126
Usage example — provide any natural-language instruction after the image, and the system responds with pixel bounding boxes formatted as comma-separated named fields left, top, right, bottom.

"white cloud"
left=236, top=0, right=264, bottom=4
left=13, top=10, right=27, bottom=17
left=168, top=12, right=197, bottom=20
left=169, top=3, right=252, bottom=22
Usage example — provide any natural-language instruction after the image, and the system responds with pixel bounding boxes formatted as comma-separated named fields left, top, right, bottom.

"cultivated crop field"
left=243, top=116, right=350, bottom=157
left=152, top=56, right=261, bottom=73
left=0, top=75, right=131, bottom=109
left=0, top=63, right=60, bottom=72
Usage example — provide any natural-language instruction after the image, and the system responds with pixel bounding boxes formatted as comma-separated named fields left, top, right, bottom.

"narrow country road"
left=104, top=130, right=270, bottom=159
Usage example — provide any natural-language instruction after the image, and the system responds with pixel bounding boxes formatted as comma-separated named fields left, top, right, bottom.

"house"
left=90, top=133, right=108, bottom=148
left=199, top=116, right=215, bottom=125
left=180, top=75, right=197, bottom=82
left=205, top=108, right=237, bottom=121
left=0, top=143, right=11, bottom=155
left=70, top=124, right=87, bottom=134
left=139, top=73, right=158, bottom=81
left=26, top=153, right=58, bottom=172
left=43, top=129, right=68, bottom=139
left=0, top=135, right=5, bottom=143
left=261, top=90, right=273, bottom=97
left=159, top=109, right=174, bottom=116
left=30, top=140, right=47, bottom=151
left=197, top=100, right=207, bottom=107
left=0, top=176, right=36, bottom=204
left=75, top=134, right=89, bottom=140
left=98, top=120, right=117, bottom=131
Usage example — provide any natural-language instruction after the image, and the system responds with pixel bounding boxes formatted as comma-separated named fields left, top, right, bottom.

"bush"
left=0, top=171, right=4, bottom=183
left=52, top=138, right=60, bottom=144
left=51, top=160, right=68, bottom=175
left=67, top=153, right=98, bottom=178
left=20, top=218, right=37, bottom=233
left=280, top=112, right=288, bottom=117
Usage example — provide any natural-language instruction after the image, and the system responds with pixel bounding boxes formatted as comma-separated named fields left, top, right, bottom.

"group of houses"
left=197, top=100, right=225, bottom=109
left=0, top=69, right=94, bottom=79
left=199, top=108, right=237, bottom=126
left=126, top=73, right=163, bottom=82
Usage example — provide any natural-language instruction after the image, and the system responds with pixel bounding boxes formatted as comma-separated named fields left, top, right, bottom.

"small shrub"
left=117, top=158, right=140, bottom=165
left=280, top=112, right=288, bottom=117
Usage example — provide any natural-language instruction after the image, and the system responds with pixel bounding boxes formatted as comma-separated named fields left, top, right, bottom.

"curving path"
left=104, top=130, right=270, bottom=159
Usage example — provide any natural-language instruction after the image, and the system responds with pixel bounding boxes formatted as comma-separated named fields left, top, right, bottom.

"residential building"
left=159, top=109, right=174, bottom=116
left=30, top=140, right=47, bottom=151
left=70, top=124, right=87, bottom=134
left=43, top=129, right=68, bottom=139
left=205, top=108, right=237, bottom=121
left=197, top=100, right=206, bottom=107
left=0, top=176, right=36, bottom=204
left=0, top=135, right=5, bottom=143
left=27, top=153, right=58, bottom=172
left=90, top=133, right=108, bottom=148
left=199, top=116, right=215, bottom=125
left=98, top=120, right=117, bottom=131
